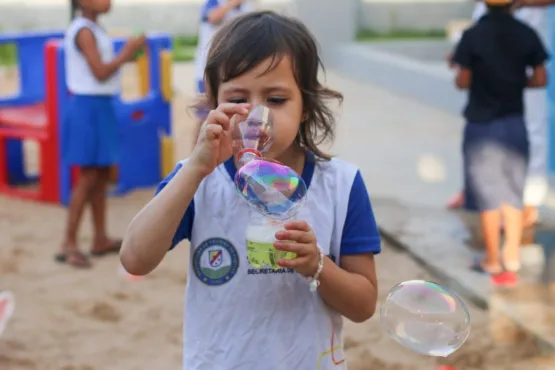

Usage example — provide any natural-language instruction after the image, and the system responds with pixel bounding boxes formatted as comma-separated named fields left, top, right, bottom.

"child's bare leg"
left=523, top=205, right=538, bottom=226
left=521, top=205, right=538, bottom=245
left=501, top=203, right=523, bottom=271
left=480, top=209, right=502, bottom=272
left=90, top=167, right=120, bottom=254
left=60, top=167, right=98, bottom=266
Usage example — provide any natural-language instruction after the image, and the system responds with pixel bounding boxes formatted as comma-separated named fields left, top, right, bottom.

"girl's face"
left=218, top=56, right=303, bottom=160
left=80, top=0, right=111, bottom=13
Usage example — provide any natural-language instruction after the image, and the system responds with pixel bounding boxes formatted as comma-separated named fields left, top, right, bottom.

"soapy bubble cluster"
left=235, top=158, right=307, bottom=220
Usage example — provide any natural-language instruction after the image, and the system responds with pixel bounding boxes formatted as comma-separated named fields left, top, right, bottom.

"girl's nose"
left=249, top=98, right=263, bottom=107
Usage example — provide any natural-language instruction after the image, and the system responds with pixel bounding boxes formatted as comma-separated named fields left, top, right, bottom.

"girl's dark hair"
left=203, top=11, right=343, bottom=160
left=70, top=0, right=80, bottom=20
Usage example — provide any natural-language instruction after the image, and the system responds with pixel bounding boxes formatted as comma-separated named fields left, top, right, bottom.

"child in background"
left=192, top=0, right=254, bottom=144
left=56, top=0, right=145, bottom=268
left=121, top=11, right=380, bottom=369
left=453, top=0, right=548, bottom=281
left=447, top=0, right=551, bottom=243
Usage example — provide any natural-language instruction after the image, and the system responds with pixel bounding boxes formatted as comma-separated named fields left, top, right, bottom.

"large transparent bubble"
left=234, top=158, right=307, bottom=220
left=380, top=280, right=471, bottom=357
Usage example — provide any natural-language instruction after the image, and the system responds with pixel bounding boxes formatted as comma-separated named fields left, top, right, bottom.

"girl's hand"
left=121, top=34, right=146, bottom=62
left=190, top=103, right=250, bottom=177
left=274, top=220, right=320, bottom=278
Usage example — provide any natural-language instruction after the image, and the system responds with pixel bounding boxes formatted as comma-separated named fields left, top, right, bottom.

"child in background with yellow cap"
left=452, top=0, right=548, bottom=284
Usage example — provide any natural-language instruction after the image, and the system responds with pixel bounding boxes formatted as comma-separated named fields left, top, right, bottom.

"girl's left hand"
left=274, top=220, right=320, bottom=278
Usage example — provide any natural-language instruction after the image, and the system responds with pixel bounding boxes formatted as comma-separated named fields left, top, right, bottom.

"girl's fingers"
left=277, top=255, right=311, bottom=269
left=205, top=110, right=231, bottom=131
left=274, top=241, right=312, bottom=255
left=275, top=230, right=314, bottom=244
left=204, top=123, right=223, bottom=141
left=216, top=103, right=250, bottom=118
left=205, top=104, right=250, bottom=131
left=283, top=220, right=311, bottom=232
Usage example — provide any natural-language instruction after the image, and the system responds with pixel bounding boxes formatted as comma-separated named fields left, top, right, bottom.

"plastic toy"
left=0, top=31, right=174, bottom=205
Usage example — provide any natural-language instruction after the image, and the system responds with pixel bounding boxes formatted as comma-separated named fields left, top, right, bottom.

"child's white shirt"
left=156, top=156, right=382, bottom=370
left=194, top=0, right=255, bottom=84
left=64, top=17, right=120, bottom=95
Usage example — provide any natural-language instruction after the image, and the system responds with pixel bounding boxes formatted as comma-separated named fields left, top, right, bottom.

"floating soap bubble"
left=381, top=280, right=471, bottom=357
left=231, top=105, right=308, bottom=269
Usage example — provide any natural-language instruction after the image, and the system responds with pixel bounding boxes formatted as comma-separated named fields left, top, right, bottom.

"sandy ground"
left=0, top=64, right=551, bottom=369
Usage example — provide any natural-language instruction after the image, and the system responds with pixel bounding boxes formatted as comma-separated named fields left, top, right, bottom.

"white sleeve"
left=472, top=2, right=487, bottom=22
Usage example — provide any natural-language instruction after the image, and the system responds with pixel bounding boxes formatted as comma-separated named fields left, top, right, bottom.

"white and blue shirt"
left=155, top=154, right=381, bottom=370
left=64, top=17, right=120, bottom=96
left=195, top=0, right=254, bottom=92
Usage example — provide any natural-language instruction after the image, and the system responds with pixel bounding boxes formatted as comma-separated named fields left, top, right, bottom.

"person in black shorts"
left=453, top=0, right=548, bottom=282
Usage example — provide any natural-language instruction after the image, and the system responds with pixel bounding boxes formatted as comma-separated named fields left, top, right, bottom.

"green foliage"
left=357, top=29, right=446, bottom=42
left=0, top=35, right=199, bottom=66
left=0, top=43, right=17, bottom=66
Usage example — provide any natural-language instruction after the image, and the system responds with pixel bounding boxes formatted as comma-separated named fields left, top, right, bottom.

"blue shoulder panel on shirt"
left=340, top=171, right=381, bottom=255
left=154, top=162, right=195, bottom=250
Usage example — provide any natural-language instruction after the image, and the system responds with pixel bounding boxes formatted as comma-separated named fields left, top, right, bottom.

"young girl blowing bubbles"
left=121, top=11, right=381, bottom=369
left=57, top=0, right=145, bottom=268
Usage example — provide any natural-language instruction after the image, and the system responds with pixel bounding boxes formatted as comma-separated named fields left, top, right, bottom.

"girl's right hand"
left=190, top=103, right=251, bottom=177
left=121, top=34, right=146, bottom=61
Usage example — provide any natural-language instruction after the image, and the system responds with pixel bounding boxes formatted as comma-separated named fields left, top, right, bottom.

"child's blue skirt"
left=463, top=115, right=529, bottom=212
left=62, top=95, right=119, bottom=167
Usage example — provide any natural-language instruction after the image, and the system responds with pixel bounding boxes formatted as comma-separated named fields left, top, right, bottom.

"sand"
left=0, top=63, right=550, bottom=369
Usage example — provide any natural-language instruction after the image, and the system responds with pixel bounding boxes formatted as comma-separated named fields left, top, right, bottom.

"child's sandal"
left=471, top=257, right=503, bottom=275
left=55, top=250, right=92, bottom=269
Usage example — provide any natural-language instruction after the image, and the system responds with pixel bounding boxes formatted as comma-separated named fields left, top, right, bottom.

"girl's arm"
left=318, top=254, right=377, bottom=323
left=76, top=28, right=144, bottom=81
left=120, top=162, right=204, bottom=275
left=275, top=171, right=380, bottom=323
left=121, top=103, right=249, bottom=276
left=204, top=0, right=244, bottom=24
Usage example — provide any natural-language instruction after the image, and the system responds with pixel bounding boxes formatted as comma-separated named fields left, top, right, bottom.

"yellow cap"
left=484, top=0, right=512, bottom=5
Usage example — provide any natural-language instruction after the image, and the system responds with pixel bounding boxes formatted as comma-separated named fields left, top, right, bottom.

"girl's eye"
left=228, top=98, right=247, bottom=104
left=267, top=97, right=287, bottom=105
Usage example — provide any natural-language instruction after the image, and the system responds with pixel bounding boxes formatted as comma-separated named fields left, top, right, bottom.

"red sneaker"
left=491, top=272, right=518, bottom=287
